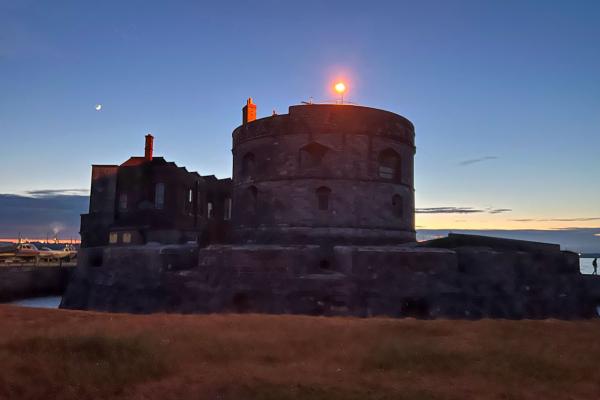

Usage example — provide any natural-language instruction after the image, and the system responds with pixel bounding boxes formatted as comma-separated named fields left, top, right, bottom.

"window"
left=207, top=202, right=213, bottom=219
left=300, top=142, right=329, bottom=169
left=242, top=152, right=255, bottom=177
left=118, top=194, right=127, bottom=210
left=224, top=197, right=232, bottom=220
left=392, top=194, right=404, bottom=218
left=246, top=186, right=258, bottom=212
left=109, top=232, right=118, bottom=244
left=122, top=232, right=132, bottom=243
left=316, top=186, right=331, bottom=211
left=185, top=188, right=193, bottom=213
left=378, top=149, right=401, bottom=181
left=155, top=183, right=165, bottom=209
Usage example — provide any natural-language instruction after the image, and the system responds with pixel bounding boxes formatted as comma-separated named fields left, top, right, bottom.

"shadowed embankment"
left=0, top=305, right=599, bottom=400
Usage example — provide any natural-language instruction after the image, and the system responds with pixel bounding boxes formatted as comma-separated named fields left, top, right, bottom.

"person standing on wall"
left=593, top=258, right=598, bottom=275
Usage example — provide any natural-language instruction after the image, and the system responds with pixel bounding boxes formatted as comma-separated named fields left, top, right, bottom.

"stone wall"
left=61, top=238, right=599, bottom=318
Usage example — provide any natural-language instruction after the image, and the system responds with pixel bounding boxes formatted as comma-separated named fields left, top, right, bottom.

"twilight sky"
left=1, top=0, right=599, bottom=236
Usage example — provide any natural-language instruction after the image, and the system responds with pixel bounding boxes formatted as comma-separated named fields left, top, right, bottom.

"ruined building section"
left=79, top=135, right=232, bottom=248
left=62, top=100, right=600, bottom=319
left=232, top=104, right=416, bottom=245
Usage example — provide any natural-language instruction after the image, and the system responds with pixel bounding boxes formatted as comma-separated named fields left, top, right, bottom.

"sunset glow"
left=334, top=82, right=346, bottom=94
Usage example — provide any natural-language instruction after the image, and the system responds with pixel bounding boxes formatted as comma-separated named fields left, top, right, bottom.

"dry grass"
left=0, top=306, right=599, bottom=399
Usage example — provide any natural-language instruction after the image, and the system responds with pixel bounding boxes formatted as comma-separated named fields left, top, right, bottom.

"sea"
left=6, top=259, right=599, bottom=310
left=10, top=296, right=62, bottom=308
left=580, top=257, right=597, bottom=275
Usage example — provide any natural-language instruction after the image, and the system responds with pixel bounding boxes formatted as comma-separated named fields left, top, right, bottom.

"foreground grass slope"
left=0, top=306, right=599, bottom=400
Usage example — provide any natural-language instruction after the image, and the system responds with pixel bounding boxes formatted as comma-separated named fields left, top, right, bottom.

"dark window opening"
left=392, top=194, right=404, bottom=218
left=224, top=197, right=232, bottom=220
left=300, top=142, right=330, bottom=169
left=400, top=298, right=430, bottom=318
left=118, top=193, right=128, bottom=210
left=242, top=152, right=256, bottom=177
left=378, top=148, right=401, bottom=182
left=232, top=293, right=250, bottom=313
left=155, top=183, right=165, bottom=209
left=247, top=186, right=258, bottom=212
left=316, top=186, right=331, bottom=211
left=319, top=259, right=331, bottom=270
left=89, top=252, right=103, bottom=267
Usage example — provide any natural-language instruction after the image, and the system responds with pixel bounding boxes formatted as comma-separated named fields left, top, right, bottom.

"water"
left=580, top=258, right=597, bottom=275
left=10, top=296, right=62, bottom=309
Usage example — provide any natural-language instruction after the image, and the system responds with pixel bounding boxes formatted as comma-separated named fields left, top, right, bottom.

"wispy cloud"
left=458, top=156, right=498, bottom=166
left=416, top=207, right=511, bottom=215
left=512, top=217, right=600, bottom=222
left=488, top=208, right=512, bottom=214
left=24, top=189, right=89, bottom=197
left=417, top=207, right=483, bottom=214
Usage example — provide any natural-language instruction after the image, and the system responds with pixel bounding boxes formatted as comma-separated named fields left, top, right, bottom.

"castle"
left=62, top=100, right=600, bottom=318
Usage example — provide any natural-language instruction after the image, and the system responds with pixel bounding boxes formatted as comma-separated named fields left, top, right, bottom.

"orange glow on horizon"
left=0, top=238, right=81, bottom=244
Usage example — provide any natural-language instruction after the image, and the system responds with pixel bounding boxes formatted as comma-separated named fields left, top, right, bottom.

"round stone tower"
left=231, top=103, right=416, bottom=245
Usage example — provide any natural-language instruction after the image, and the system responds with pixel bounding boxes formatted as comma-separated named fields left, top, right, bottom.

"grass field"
left=0, top=306, right=599, bottom=400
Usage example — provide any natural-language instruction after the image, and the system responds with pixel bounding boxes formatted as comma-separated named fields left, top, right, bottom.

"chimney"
left=242, top=98, right=257, bottom=125
left=144, top=134, right=154, bottom=161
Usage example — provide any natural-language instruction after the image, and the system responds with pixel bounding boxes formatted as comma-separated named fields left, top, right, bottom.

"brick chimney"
left=144, top=134, right=154, bottom=161
left=242, top=98, right=256, bottom=125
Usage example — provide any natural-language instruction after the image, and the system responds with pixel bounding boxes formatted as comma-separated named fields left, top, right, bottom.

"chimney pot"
left=145, top=134, right=154, bottom=161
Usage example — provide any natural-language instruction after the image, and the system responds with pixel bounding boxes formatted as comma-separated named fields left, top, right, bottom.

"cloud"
left=512, top=217, right=600, bottom=222
left=24, top=189, right=89, bottom=197
left=0, top=194, right=88, bottom=238
left=416, top=207, right=482, bottom=214
left=458, top=156, right=498, bottom=166
left=488, top=208, right=512, bottom=214
left=416, top=207, right=511, bottom=215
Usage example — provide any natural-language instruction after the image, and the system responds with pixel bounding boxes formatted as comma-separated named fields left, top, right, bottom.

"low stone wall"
left=0, top=266, right=74, bottom=302
left=60, top=239, right=600, bottom=319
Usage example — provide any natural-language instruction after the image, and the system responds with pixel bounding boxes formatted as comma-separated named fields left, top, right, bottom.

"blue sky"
left=0, top=0, right=599, bottom=236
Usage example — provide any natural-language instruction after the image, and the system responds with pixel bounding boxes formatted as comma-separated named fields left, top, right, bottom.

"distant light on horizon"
left=95, top=104, right=102, bottom=111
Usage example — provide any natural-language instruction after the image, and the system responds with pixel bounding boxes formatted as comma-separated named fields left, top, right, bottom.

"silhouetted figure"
left=593, top=258, right=598, bottom=275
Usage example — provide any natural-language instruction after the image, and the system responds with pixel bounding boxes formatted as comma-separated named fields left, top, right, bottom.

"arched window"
left=316, top=186, right=331, bottom=210
left=392, top=194, right=404, bottom=218
left=300, top=142, right=329, bottom=169
left=242, top=152, right=255, bottom=177
left=155, top=183, right=165, bottom=209
left=378, top=149, right=401, bottom=182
